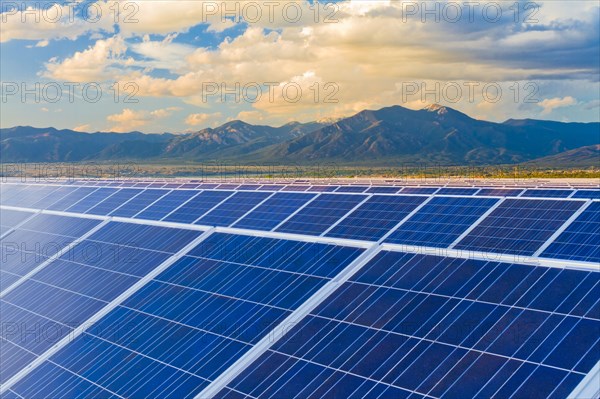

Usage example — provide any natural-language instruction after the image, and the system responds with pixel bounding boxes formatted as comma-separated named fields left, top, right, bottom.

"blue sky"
left=1, top=0, right=599, bottom=133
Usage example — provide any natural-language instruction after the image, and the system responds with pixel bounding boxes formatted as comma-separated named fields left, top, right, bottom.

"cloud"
left=73, top=124, right=91, bottom=132
left=538, top=96, right=576, bottom=114
left=185, top=112, right=222, bottom=127
left=106, top=107, right=179, bottom=132
left=44, top=36, right=132, bottom=82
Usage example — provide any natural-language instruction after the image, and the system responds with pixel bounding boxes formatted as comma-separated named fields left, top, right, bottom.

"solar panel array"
left=1, top=180, right=598, bottom=399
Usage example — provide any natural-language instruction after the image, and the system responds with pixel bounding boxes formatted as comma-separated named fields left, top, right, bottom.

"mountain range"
left=1, top=105, right=599, bottom=167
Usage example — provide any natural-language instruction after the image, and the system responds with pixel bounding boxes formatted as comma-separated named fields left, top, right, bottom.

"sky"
left=1, top=0, right=599, bottom=133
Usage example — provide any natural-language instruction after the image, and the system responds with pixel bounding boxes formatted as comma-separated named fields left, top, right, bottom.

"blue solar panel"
left=136, top=190, right=199, bottom=221
left=572, top=190, right=600, bottom=199
left=385, top=196, right=500, bottom=248
left=2, top=185, right=62, bottom=208
left=8, top=234, right=364, bottom=399
left=455, top=199, right=584, bottom=255
left=110, top=189, right=169, bottom=218
left=335, top=186, right=369, bottom=193
left=0, top=222, right=202, bottom=384
left=45, top=187, right=99, bottom=211
left=399, top=187, right=439, bottom=194
left=85, top=188, right=141, bottom=215
left=541, top=202, right=600, bottom=263
left=196, top=191, right=272, bottom=227
left=276, top=194, right=367, bottom=236
left=523, top=189, right=574, bottom=198
left=220, top=251, right=600, bottom=399
left=0, top=209, right=34, bottom=235
left=65, top=188, right=118, bottom=213
left=30, top=186, right=78, bottom=209
left=325, top=195, right=427, bottom=241
left=163, top=191, right=233, bottom=224
left=366, top=186, right=401, bottom=194
left=476, top=188, right=524, bottom=197
left=232, top=193, right=317, bottom=231
left=436, top=187, right=479, bottom=195
left=307, top=185, right=339, bottom=192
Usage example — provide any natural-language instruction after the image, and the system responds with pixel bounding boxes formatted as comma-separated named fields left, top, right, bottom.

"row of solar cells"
left=1, top=208, right=598, bottom=399
left=7, top=181, right=600, bottom=198
left=1, top=184, right=599, bottom=263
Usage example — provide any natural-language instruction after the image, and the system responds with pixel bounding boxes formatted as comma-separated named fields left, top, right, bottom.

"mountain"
left=521, top=144, right=600, bottom=168
left=250, top=105, right=600, bottom=165
left=1, top=106, right=598, bottom=166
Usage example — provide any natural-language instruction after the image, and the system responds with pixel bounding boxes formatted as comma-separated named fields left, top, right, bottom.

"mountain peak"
left=423, top=104, right=448, bottom=114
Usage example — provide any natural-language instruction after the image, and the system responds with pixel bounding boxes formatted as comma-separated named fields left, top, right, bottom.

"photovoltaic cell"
left=436, top=187, right=479, bottom=196
left=572, top=190, right=600, bottom=199
left=0, top=222, right=201, bottom=384
left=385, top=196, right=500, bottom=248
left=276, top=194, right=367, bottom=236
left=110, top=189, right=169, bottom=218
left=196, top=191, right=272, bottom=227
left=399, top=187, right=439, bottom=194
left=455, top=199, right=584, bottom=255
left=65, top=188, right=119, bottom=213
left=30, top=186, right=78, bottom=209
left=522, top=189, right=574, bottom=198
left=8, top=234, right=364, bottom=399
left=326, top=195, right=427, bottom=241
left=232, top=193, right=317, bottom=231
left=476, top=188, right=524, bottom=197
left=85, top=188, right=142, bottom=215
left=136, top=190, right=199, bottom=221
left=45, top=187, right=99, bottom=211
left=366, top=186, right=401, bottom=194
left=541, top=201, right=600, bottom=263
left=335, top=186, right=369, bottom=193
left=219, top=251, right=600, bottom=399
left=0, top=209, right=34, bottom=236
left=163, top=190, right=233, bottom=224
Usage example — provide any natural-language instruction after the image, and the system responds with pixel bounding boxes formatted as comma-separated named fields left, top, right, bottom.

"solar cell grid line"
left=0, top=226, right=211, bottom=395
left=85, top=188, right=142, bottom=216
left=217, top=251, right=600, bottom=399
left=324, top=195, right=429, bottom=242
left=7, top=234, right=366, bottom=399
left=522, top=189, right=575, bottom=198
left=276, top=194, right=369, bottom=236
left=109, top=189, right=171, bottom=218
left=453, top=198, right=585, bottom=256
left=162, top=191, right=235, bottom=224
left=232, top=192, right=318, bottom=232
left=385, top=196, right=501, bottom=249
left=2, top=185, right=63, bottom=208
left=195, top=191, right=274, bottom=227
left=540, top=201, right=600, bottom=263
left=135, top=189, right=200, bottom=221
left=45, top=187, right=100, bottom=211
left=64, top=187, right=119, bottom=214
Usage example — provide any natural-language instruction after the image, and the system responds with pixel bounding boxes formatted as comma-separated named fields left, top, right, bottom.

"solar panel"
left=436, top=187, right=479, bottom=196
left=0, top=222, right=202, bottom=385
left=385, top=196, right=500, bottom=248
left=219, top=251, right=600, bottom=399
left=30, top=186, right=78, bottom=209
left=541, top=201, right=600, bottom=263
left=0, top=209, right=34, bottom=236
left=45, top=187, right=99, bottom=211
left=572, top=190, right=600, bottom=199
left=454, top=199, right=584, bottom=255
left=522, top=189, right=574, bottom=198
left=163, top=190, right=233, bottom=224
left=399, top=187, right=439, bottom=194
left=136, top=190, right=199, bottom=220
left=196, top=191, right=272, bottom=227
left=366, top=186, right=401, bottom=194
left=325, top=195, right=427, bottom=241
left=109, top=189, right=169, bottom=218
left=232, top=193, right=317, bottom=231
left=85, top=188, right=141, bottom=215
left=335, top=186, right=369, bottom=193
left=6, top=233, right=364, bottom=399
left=64, top=187, right=118, bottom=213
left=276, top=194, right=367, bottom=236
left=476, top=188, right=524, bottom=197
